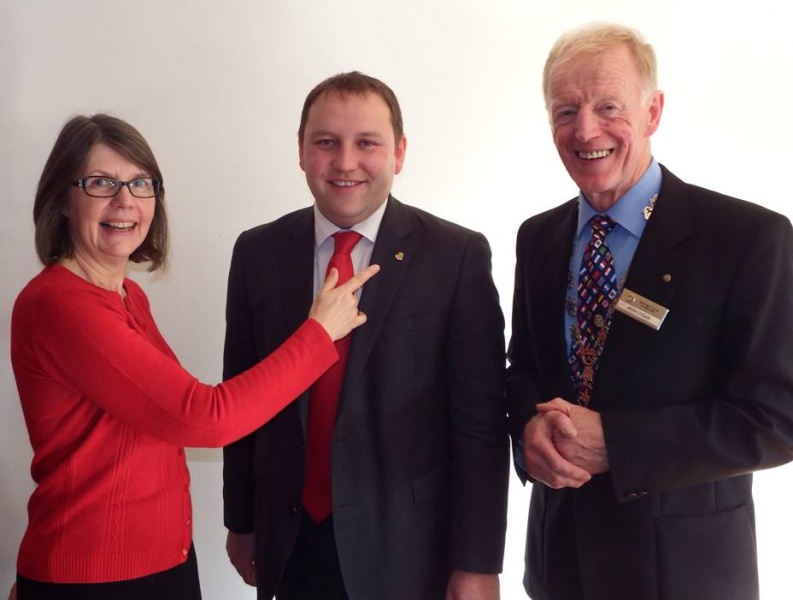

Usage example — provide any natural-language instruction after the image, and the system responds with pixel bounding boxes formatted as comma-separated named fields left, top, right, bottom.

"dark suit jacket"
left=223, top=197, right=509, bottom=600
left=506, top=166, right=793, bottom=600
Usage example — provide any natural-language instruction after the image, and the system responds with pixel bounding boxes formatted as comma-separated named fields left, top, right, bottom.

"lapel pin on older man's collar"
left=643, top=194, right=659, bottom=220
left=394, top=252, right=404, bottom=261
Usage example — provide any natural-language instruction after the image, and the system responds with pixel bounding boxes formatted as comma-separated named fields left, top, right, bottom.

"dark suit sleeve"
left=506, top=222, right=546, bottom=430
left=447, top=232, right=510, bottom=573
left=605, top=211, right=793, bottom=500
left=223, top=231, right=258, bottom=533
left=505, top=221, right=551, bottom=482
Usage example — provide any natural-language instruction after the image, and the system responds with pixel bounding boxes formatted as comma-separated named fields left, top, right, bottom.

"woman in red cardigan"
left=9, top=114, right=378, bottom=600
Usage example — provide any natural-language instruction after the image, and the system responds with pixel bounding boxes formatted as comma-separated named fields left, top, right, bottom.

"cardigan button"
left=182, top=548, right=188, bottom=556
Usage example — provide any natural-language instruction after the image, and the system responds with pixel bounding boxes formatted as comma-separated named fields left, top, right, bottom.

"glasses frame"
left=72, top=176, right=161, bottom=198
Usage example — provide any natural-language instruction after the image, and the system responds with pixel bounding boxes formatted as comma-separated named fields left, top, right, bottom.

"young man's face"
left=299, top=91, right=406, bottom=228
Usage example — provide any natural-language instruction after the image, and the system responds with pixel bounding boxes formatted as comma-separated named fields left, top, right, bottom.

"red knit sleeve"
left=21, top=276, right=337, bottom=447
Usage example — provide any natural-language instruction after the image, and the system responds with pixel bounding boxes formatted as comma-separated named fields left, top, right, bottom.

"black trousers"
left=16, top=544, right=202, bottom=600
left=276, top=511, right=348, bottom=600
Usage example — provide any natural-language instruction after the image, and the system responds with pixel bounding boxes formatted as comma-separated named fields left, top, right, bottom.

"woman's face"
left=65, top=143, right=156, bottom=271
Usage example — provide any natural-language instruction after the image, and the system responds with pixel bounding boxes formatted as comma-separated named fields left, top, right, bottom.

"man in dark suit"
left=222, top=72, right=509, bottom=600
left=507, top=23, right=793, bottom=600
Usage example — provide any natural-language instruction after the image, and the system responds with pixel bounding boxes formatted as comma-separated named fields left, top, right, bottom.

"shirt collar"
left=314, top=197, right=388, bottom=247
left=577, top=158, right=662, bottom=238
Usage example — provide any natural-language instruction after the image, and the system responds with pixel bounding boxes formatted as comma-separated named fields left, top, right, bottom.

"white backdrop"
left=2, top=1, right=792, bottom=598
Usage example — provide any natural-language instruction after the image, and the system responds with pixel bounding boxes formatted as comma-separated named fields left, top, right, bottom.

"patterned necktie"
left=303, top=230, right=362, bottom=523
left=569, top=215, right=617, bottom=407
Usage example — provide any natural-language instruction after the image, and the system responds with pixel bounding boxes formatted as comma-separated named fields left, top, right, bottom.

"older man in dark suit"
left=507, top=23, right=793, bottom=600
left=222, top=72, right=509, bottom=600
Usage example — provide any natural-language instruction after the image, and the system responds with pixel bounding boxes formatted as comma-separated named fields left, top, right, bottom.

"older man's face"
left=547, top=45, right=663, bottom=211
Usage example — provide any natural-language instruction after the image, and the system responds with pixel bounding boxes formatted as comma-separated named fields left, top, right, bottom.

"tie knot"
left=333, top=231, right=363, bottom=255
left=589, top=215, right=615, bottom=240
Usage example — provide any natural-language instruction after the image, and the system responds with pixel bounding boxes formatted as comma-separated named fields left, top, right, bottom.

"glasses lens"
left=83, top=177, right=120, bottom=197
left=128, top=178, right=158, bottom=198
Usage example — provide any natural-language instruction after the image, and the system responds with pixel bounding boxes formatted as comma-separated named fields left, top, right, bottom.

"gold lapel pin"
left=662, top=274, right=672, bottom=283
left=395, top=252, right=404, bottom=261
left=643, top=194, right=659, bottom=221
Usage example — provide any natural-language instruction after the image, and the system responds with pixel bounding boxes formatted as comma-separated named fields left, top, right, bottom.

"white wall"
left=2, top=1, right=791, bottom=598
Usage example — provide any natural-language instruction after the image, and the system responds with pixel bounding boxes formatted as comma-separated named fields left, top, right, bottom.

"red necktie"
left=569, top=215, right=617, bottom=407
left=302, top=230, right=362, bottom=522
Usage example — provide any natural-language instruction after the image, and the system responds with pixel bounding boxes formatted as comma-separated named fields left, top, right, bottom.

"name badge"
left=614, top=288, right=669, bottom=331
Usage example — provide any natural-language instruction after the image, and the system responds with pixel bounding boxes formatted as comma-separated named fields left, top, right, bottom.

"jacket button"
left=290, top=505, right=299, bottom=515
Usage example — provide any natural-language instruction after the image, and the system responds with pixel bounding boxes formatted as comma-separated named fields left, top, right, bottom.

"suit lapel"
left=276, top=209, right=316, bottom=433
left=621, top=168, right=692, bottom=307
left=523, top=200, right=579, bottom=398
left=339, top=197, right=417, bottom=412
left=279, top=210, right=316, bottom=328
left=596, top=167, right=694, bottom=406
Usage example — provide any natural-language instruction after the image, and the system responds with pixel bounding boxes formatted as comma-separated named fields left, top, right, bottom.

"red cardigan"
left=10, top=265, right=337, bottom=583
